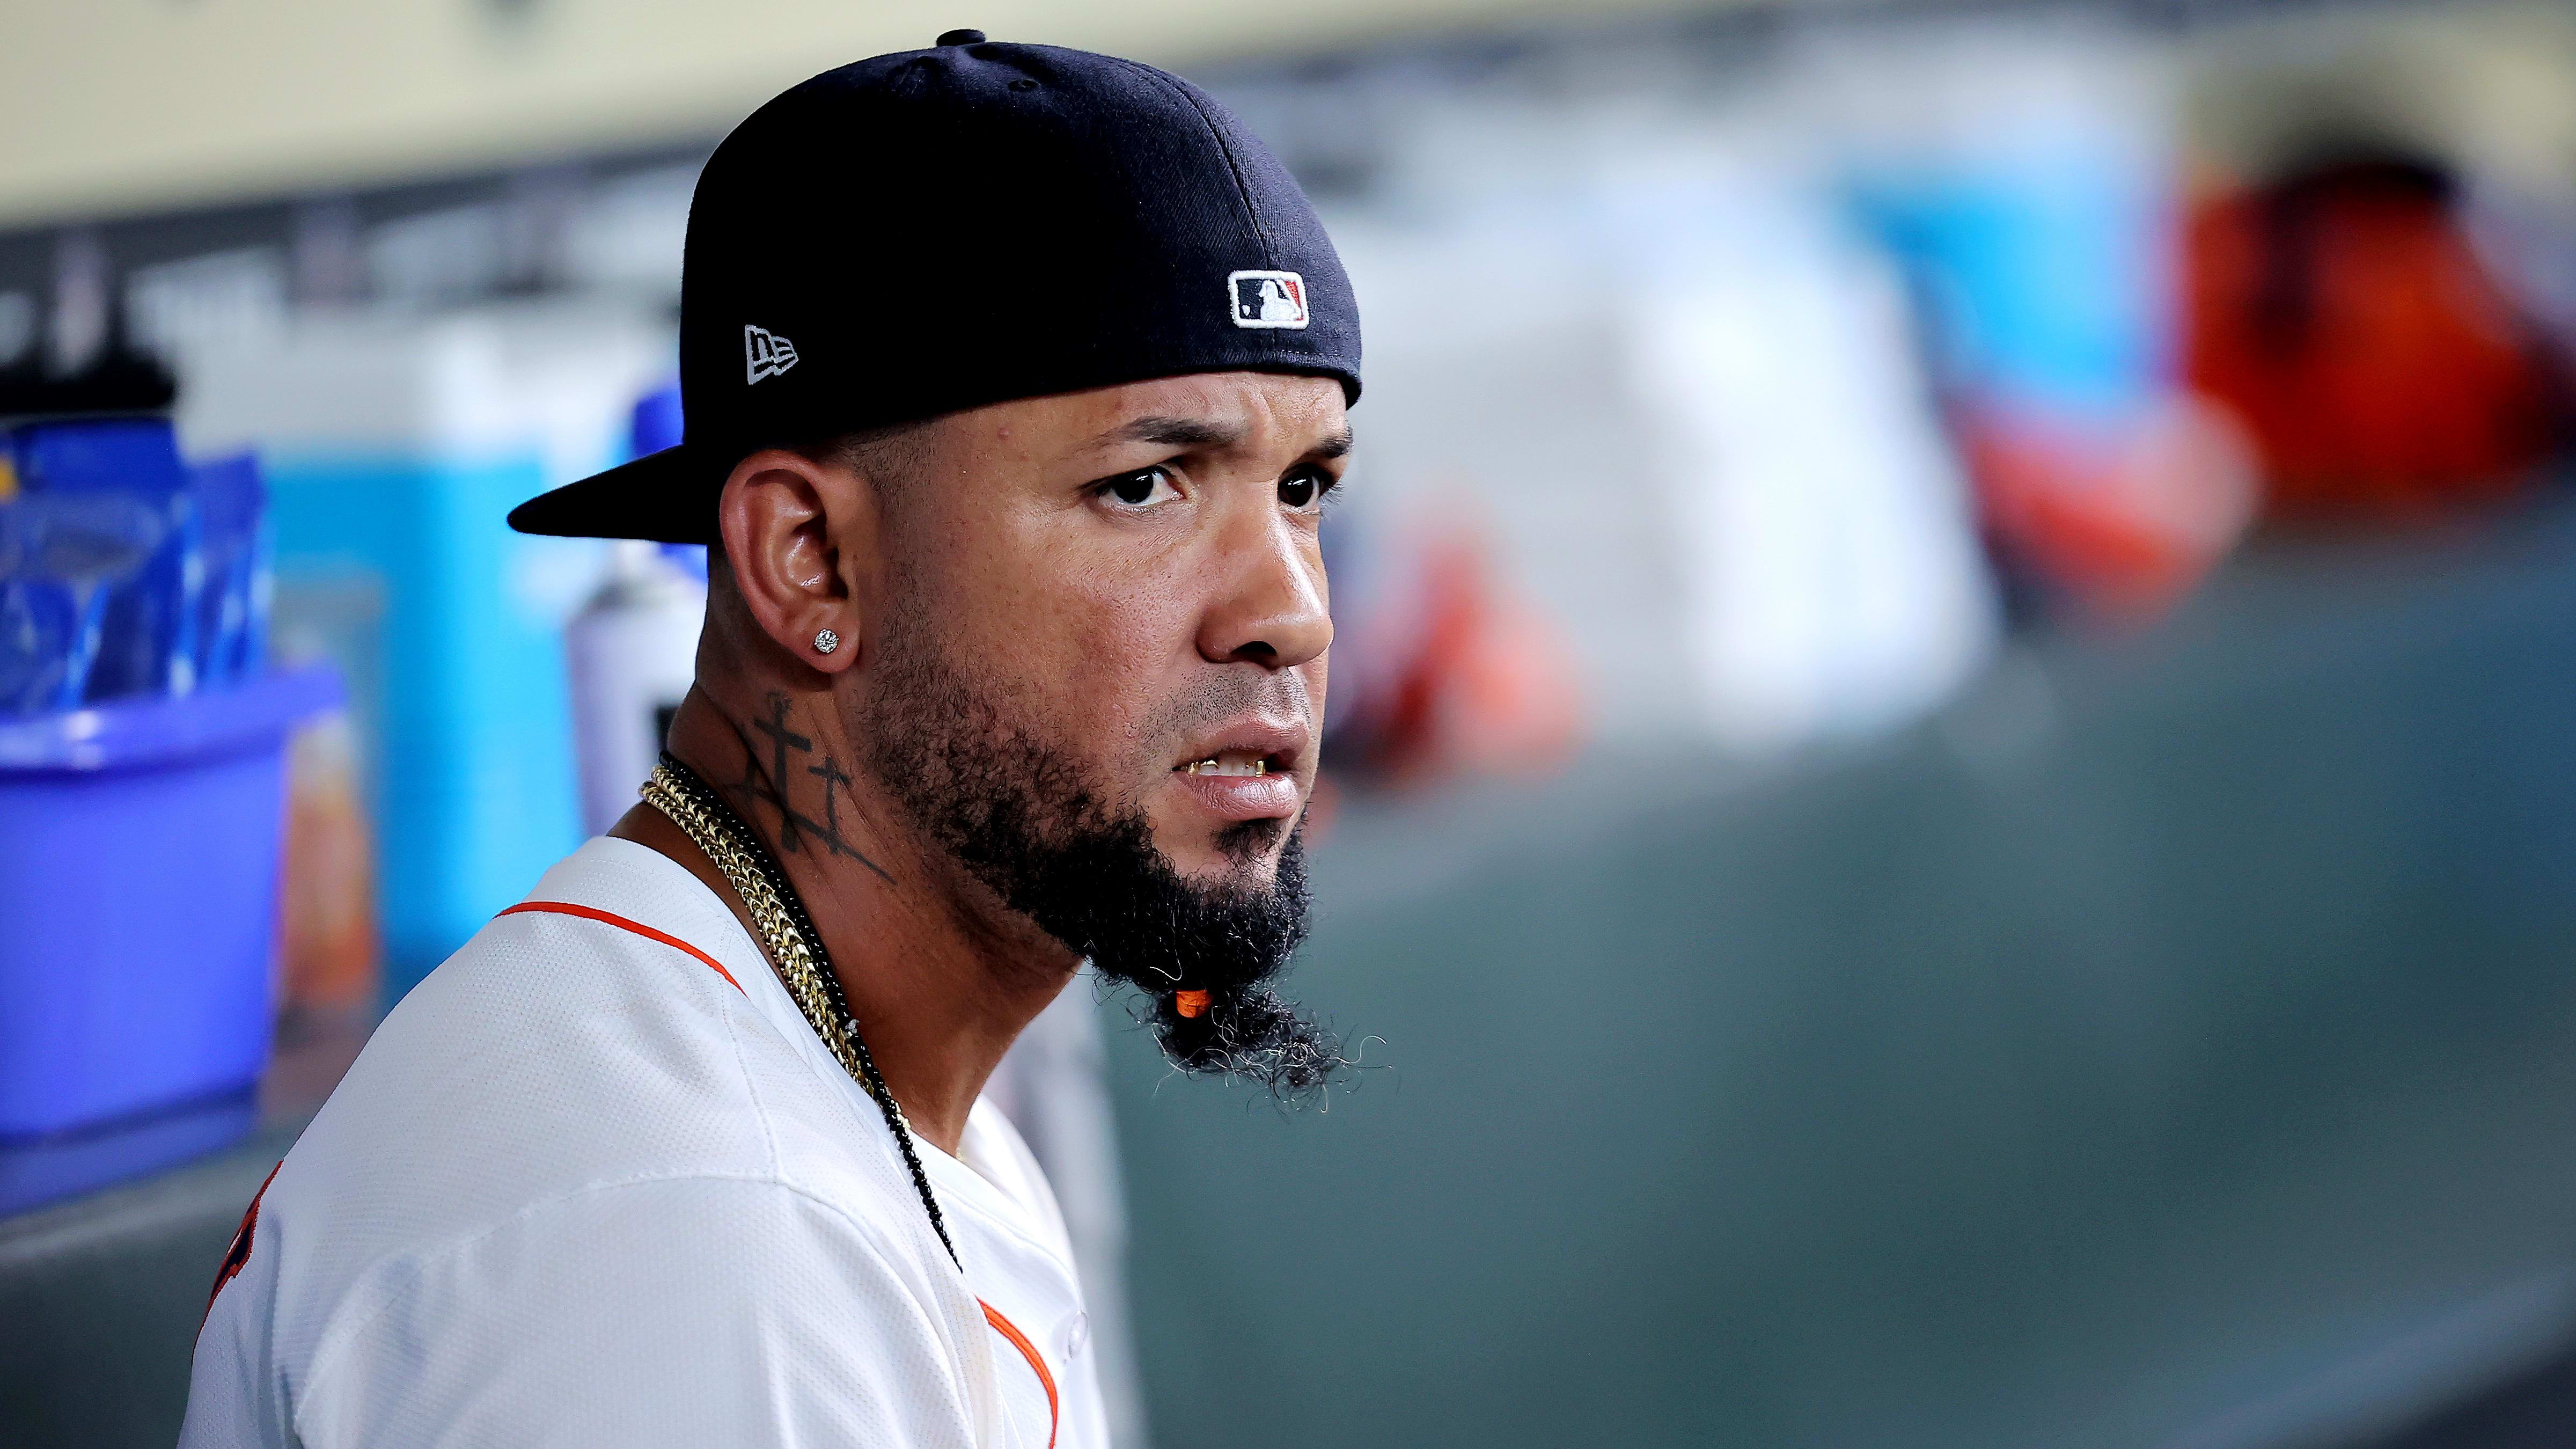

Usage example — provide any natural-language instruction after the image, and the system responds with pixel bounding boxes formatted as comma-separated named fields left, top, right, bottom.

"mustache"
left=1137, top=668, right=1316, bottom=750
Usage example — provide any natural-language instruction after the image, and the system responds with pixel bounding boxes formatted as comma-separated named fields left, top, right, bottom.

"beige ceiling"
left=0, top=0, right=1760, bottom=229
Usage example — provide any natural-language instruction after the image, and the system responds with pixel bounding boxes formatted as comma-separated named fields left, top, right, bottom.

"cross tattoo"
left=749, top=695, right=811, bottom=852
left=805, top=754, right=893, bottom=883
left=732, top=694, right=895, bottom=884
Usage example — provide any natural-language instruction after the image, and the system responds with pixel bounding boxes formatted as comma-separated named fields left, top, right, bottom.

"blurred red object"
left=1966, top=394, right=2258, bottom=620
left=1345, top=519, right=1583, bottom=787
left=2185, top=158, right=2572, bottom=520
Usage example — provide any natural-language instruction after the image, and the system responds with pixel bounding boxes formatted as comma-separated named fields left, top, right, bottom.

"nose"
left=1198, top=506, right=1331, bottom=671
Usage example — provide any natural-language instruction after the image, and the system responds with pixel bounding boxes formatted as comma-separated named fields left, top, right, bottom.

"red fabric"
left=2185, top=165, right=2568, bottom=519
left=202, top=1161, right=282, bottom=1329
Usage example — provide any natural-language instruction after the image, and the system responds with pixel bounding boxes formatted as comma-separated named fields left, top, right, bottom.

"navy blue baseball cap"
left=510, top=31, right=1362, bottom=544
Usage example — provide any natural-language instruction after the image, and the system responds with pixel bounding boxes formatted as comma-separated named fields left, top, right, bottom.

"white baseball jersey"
left=180, top=836, right=1110, bottom=1449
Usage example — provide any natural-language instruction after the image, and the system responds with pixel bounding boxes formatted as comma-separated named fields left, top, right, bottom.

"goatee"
left=854, top=638, right=1345, bottom=1098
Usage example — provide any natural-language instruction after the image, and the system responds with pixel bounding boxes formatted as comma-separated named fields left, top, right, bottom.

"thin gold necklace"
left=643, top=753, right=959, bottom=1269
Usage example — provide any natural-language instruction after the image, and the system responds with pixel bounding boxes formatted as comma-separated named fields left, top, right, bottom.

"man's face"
left=838, top=370, right=1350, bottom=1091
left=869, top=370, right=1347, bottom=886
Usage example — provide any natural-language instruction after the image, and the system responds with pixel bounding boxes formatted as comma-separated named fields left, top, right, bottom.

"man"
left=181, top=31, right=1356, bottom=1448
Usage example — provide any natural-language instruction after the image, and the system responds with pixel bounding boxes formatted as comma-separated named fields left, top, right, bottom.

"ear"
left=715, top=447, right=878, bottom=676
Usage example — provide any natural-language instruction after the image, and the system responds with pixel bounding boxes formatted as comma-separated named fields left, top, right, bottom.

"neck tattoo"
left=642, top=753, right=960, bottom=1270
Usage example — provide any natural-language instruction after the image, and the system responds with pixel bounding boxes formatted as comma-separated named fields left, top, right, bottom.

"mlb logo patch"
left=744, top=324, right=799, bottom=384
left=1227, top=270, right=1310, bottom=330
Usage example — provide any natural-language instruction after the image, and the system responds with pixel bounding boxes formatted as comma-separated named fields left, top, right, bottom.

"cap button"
left=935, top=28, right=986, bottom=46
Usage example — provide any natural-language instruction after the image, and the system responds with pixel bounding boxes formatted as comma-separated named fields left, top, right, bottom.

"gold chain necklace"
left=643, top=755, right=959, bottom=1268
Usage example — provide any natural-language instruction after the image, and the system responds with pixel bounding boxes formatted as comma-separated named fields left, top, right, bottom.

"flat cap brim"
left=506, top=445, right=724, bottom=544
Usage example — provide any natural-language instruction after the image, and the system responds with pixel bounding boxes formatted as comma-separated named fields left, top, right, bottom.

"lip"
left=1169, top=716, right=1309, bottom=822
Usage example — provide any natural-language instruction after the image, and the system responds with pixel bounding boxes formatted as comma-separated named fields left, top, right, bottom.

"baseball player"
left=180, top=31, right=1357, bottom=1448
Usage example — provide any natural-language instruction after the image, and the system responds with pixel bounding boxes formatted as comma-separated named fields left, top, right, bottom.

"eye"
left=1095, top=465, right=1180, bottom=509
left=1279, top=465, right=1336, bottom=513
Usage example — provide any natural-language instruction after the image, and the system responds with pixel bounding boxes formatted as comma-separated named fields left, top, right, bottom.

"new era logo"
left=1227, top=270, right=1309, bottom=330
left=744, top=324, right=799, bottom=384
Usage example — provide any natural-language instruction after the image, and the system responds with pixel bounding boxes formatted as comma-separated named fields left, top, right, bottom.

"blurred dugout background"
left=9, top=0, right=2576, bottom=1446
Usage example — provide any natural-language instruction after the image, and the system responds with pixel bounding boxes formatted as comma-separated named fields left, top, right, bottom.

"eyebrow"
left=1105, top=415, right=1243, bottom=450
left=1100, top=415, right=1356, bottom=460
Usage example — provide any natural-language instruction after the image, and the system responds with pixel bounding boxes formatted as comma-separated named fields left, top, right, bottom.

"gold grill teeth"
left=1184, top=755, right=1272, bottom=776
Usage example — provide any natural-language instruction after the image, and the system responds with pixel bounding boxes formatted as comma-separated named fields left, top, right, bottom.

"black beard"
left=853, top=636, right=1344, bottom=1097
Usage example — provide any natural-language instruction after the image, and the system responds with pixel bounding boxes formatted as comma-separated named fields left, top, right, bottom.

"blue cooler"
left=0, top=667, right=338, bottom=1209
left=175, top=303, right=672, bottom=998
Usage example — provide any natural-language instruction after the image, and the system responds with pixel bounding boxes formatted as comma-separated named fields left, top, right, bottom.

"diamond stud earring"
left=812, top=628, right=841, bottom=656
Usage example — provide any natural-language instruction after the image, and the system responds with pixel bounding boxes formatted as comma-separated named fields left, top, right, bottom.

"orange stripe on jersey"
left=201, top=1159, right=281, bottom=1332
left=980, top=1299, right=1060, bottom=1449
left=498, top=901, right=745, bottom=994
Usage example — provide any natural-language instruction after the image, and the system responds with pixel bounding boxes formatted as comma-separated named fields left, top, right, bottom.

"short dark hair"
left=804, top=419, right=935, bottom=500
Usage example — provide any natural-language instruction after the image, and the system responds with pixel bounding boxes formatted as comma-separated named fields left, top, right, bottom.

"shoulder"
left=292, top=1176, right=981, bottom=1449
left=283, top=840, right=791, bottom=1223
left=259, top=840, right=915, bottom=1350
left=190, top=840, right=997, bottom=1446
